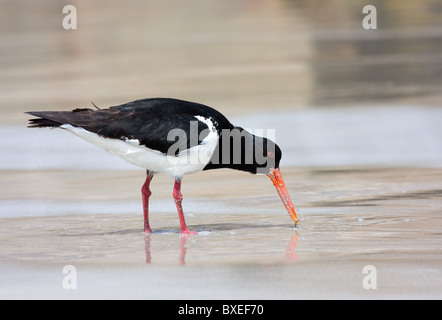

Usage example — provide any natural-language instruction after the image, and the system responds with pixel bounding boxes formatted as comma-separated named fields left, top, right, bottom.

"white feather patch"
left=60, top=121, right=219, bottom=178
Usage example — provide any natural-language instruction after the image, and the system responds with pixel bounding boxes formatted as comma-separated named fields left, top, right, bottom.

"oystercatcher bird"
left=27, top=98, right=298, bottom=234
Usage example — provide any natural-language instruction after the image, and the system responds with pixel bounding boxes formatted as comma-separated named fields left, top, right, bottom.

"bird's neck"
left=203, top=129, right=258, bottom=174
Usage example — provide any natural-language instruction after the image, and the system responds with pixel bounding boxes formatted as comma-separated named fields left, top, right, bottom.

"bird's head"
left=205, top=128, right=299, bottom=225
left=251, top=135, right=281, bottom=174
left=252, top=135, right=299, bottom=225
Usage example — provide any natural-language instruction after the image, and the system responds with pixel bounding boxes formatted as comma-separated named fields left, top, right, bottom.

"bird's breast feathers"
left=60, top=115, right=219, bottom=177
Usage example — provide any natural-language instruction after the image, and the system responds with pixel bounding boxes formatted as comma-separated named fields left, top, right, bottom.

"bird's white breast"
left=60, top=116, right=218, bottom=178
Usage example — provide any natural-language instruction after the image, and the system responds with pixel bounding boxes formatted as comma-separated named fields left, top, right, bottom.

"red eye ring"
left=268, top=151, right=275, bottom=158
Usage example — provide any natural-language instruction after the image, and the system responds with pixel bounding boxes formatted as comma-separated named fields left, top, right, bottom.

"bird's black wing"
left=27, top=98, right=233, bottom=155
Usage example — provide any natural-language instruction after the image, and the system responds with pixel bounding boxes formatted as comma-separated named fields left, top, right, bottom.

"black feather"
left=26, top=98, right=234, bottom=154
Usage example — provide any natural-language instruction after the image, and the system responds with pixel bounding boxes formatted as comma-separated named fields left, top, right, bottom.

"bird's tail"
left=26, top=111, right=64, bottom=128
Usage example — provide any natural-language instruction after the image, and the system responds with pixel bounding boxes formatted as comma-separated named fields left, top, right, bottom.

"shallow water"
left=1, top=167, right=442, bottom=298
left=2, top=111, right=442, bottom=298
left=1, top=0, right=442, bottom=299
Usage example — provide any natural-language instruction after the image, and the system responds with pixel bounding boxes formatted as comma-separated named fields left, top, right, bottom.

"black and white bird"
left=27, top=98, right=298, bottom=234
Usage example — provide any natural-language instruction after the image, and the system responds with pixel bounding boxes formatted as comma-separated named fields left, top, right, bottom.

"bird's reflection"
left=144, top=233, right=152, bottom=264
left=143, top=230, right=299, bottom=265
left=285, top=234, right=298, bottom=262
left=179, top=234, right=190, bottom=265
left=144, top=233, right=190, bottom=265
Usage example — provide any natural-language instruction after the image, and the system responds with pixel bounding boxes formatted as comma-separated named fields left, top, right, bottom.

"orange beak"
left=268, top=168, right=299, bottom=225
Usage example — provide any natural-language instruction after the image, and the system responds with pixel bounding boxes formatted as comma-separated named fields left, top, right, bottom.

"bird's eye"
left=268, top=151, right=275, bottom=158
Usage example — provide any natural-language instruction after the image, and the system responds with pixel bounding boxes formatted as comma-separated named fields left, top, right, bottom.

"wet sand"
left=1, top=0, right=442, bottom=300
left=1, top=167, right=442, bottom=299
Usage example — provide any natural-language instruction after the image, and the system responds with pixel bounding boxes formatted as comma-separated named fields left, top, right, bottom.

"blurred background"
left=1, top=0, right=442, bottom=124
left=2, top=1, right=442, bottom=299
left=0, top=0, right=442, bottom=171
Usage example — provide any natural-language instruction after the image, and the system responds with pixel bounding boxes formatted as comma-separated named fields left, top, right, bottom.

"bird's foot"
left=143, top=220, right=152, bottom=234
left=180, top=229, right=197, bottom=236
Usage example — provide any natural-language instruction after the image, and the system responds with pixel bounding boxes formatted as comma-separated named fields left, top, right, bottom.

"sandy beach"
left=1, top=0, right=442, bottom=300
left=1, top=166, right=442, bottom=299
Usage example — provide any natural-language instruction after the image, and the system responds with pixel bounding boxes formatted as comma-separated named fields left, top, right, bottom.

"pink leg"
left=142, top=171, right=154, bottom=233
left=173, top=178, right=196, bottom=235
